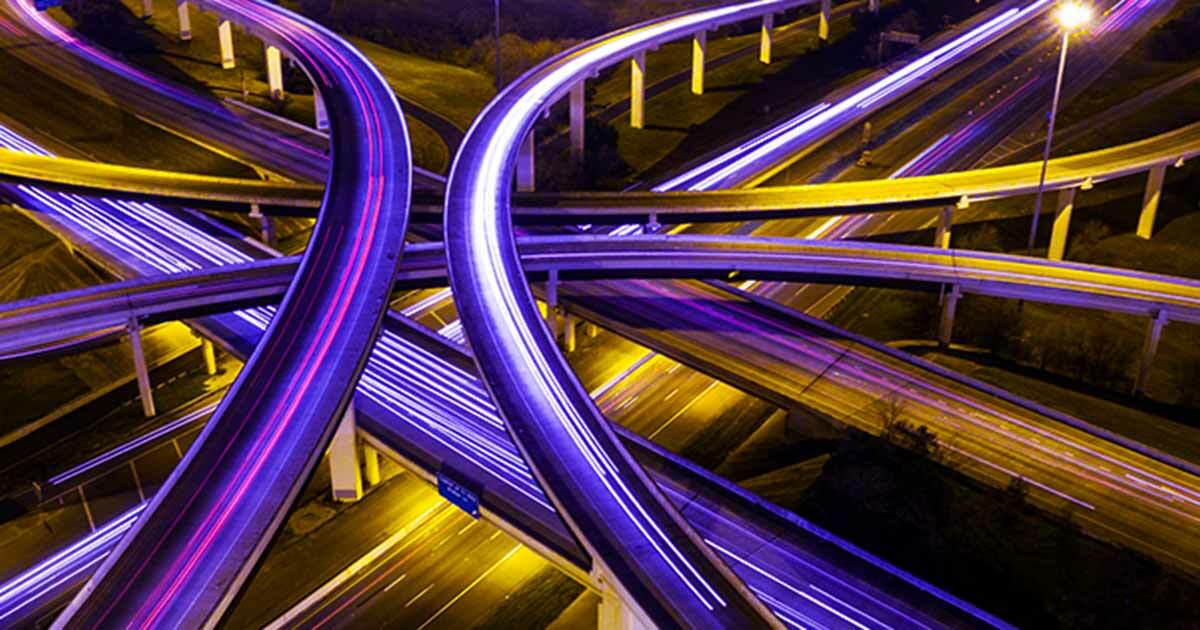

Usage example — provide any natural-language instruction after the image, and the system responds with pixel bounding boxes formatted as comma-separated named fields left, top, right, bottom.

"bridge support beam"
left=201, top=338, right=217, bottom=375
left=569, top=81, right=585, bottom=164
left=630, top=52, right=646, bottom=129
left=1134, top=310, right=1168, bottom=397
left=1136, top=164, right=1165, bottom=239
left=1048, top=187, right=1075, bottom=261
left=935, top=207, right=952, bottom=249
left=218, top=20, right=235, bottom=70
left=266, top=45, right=284, bottom=100
left=938, top=284, right=961, bottom=347
left=127, top=317, right=156, bottom=418
left=517, top=132, right=536, bottom=191
left=330, top=405, right=363, bottom=502
left=562, top=313, right=577, bottom=353
left=760, top=14, right=774, bottom=64
left=363, top=443, right=381, bottom=486
left=691, top=31, right=707, bottom=95
left=176, top=0, right=192, bottom=41
left=545, top=269, right=560, bottom=337
left=819, top=0, right=831, bottom=42
left=314, top=86, right=329, bottom=131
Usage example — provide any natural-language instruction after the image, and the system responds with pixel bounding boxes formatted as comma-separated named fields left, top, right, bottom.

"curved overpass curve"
left=51, top=0, right=411, bottom=627
left=444, top=1, right=821, bottom=625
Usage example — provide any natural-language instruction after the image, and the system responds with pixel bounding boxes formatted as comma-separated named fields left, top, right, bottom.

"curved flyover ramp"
left=50, top=0, right=411, bottom=627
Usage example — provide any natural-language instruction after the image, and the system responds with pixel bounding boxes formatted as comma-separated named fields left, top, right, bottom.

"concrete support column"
left=218, top=20, right=235, bottom=69
left=176, top=0, right=192, bottom=41
left=249, top=203, right=275, bottom=246
left=630, top=52, right=646, bottom=129
left=545, top=269, right=560, bottom=338
left=517, top=132, right=536, bottom=191
left=363, top=443, right=381, bottom=486
left=1048, top=187, right=1076, bottom=261
left=563, top=313, right=577, bottom=353
left=691, top=31, right=707, bottom=95
left=598, top=591, right=651, bottom=630
left=569, top=81, right=585, bottom=164
left=266, top=45, right=284, bottom=100
left=127, top=317, right=156, bottom=418
left=935, top=207, right=953, bottom=249
left=329, top=405, right=363, bottom=502
left=313, top=86, right=329, bottom=131
left=938, top=284, right=961, bottom=347
left=201, top=338, right=217, bottom=375
left=819, top=0, right=832, bottom=42
left=141, top=0, right=153, bottom=18
left=1136, top=164, right=1166, bottom=239
left=760, top=14, right=774, bottom=64
left=1134, top=310, right=1168, bottom=396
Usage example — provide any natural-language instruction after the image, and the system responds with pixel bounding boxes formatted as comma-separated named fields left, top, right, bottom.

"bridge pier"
left=630, top=52, right=646, bottom=129
left=691, top=30, right=707, bottom=94
left=1136, top=164, right=1165, bottom=239
left=517, top=132, right=536, bottom=191
left=935, top=207, right=952, bottom=249
left=938, top=284, right=961, bottom=347
left=1048, top=187, right=1075, bottom=261
left=201, top=338, right=217, bottom=375
left=819, top=0, right=831, bottom=42
left=363, top=443, right=381, bottom=486
left=314, top=86, right=329, bottom=131
left=760, top=14, right=774, bottom=64
left=218, top=20, right=235, bottom=69
left=1134, top=310, right=1168, bottom=397
left=330, top=405, right=363, bottom=502
left=266, top=45, right=284, bottom=100
left=562, top=312, right=577, bottom=353
left=176, top=0, right=192, bottom=41
left=569, top=81, right=585, bottom=164
left=127, top=317, right=156, bottom=418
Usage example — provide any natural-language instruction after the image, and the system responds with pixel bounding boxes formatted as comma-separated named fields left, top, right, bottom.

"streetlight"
left=1026, top=2, right=1091, bottom=256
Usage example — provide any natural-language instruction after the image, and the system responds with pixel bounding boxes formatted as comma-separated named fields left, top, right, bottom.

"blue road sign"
left=438, top=468, right=480, bottom=519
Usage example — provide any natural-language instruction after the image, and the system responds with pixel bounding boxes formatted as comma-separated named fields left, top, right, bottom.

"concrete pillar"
left=127, top=317, right=156, bottom=418
left=266, top=45, right=284, bottom=100
left=563, top=313, right=577, bottom=353
left=1048, top=187, right=1076, bottom=261
left=330, top=405, right=363, bottom=502
left=1134, top=310, right=1168, bottom=396
left=218, top=20, right=235, bottom=70
left=545, top=269, right=560, bottom=337
left=1136, top=164, right=1165, bottom=239
left=935, top=207, right=952, bottom=249
left=141, top=0, right=153, bottom=19
left=760, top=14, right=774, bottom=64
left=249, top=203, right=275, bottom=246
left=201, top=338, right=217, bottom=375
left=630, top=52, right=646, bottom=129
left=819, top=0, right=831, bottom=42
left=363, top=443, right=381, bottom=486
left=569, top=81, right=585, bottom=164
left=176, top=0, right=191, bottom=41
left=938, top=285, right=961, bottom=347
left=598, top=591, right=651, bottom=630
left=313, top=86, right=329, bottom=131
left=517, top=132, right=536, bottom=191
left=691, top=31, right=707, bottom=95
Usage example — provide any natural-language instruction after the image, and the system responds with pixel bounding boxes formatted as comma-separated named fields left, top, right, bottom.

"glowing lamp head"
left=1056, top=2, right=1091, bottom=30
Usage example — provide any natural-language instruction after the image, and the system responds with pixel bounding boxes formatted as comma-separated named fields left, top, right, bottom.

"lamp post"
left=1026, top=2, right=1091, bottom=256
left=494, top=0, right=502, bottom=92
